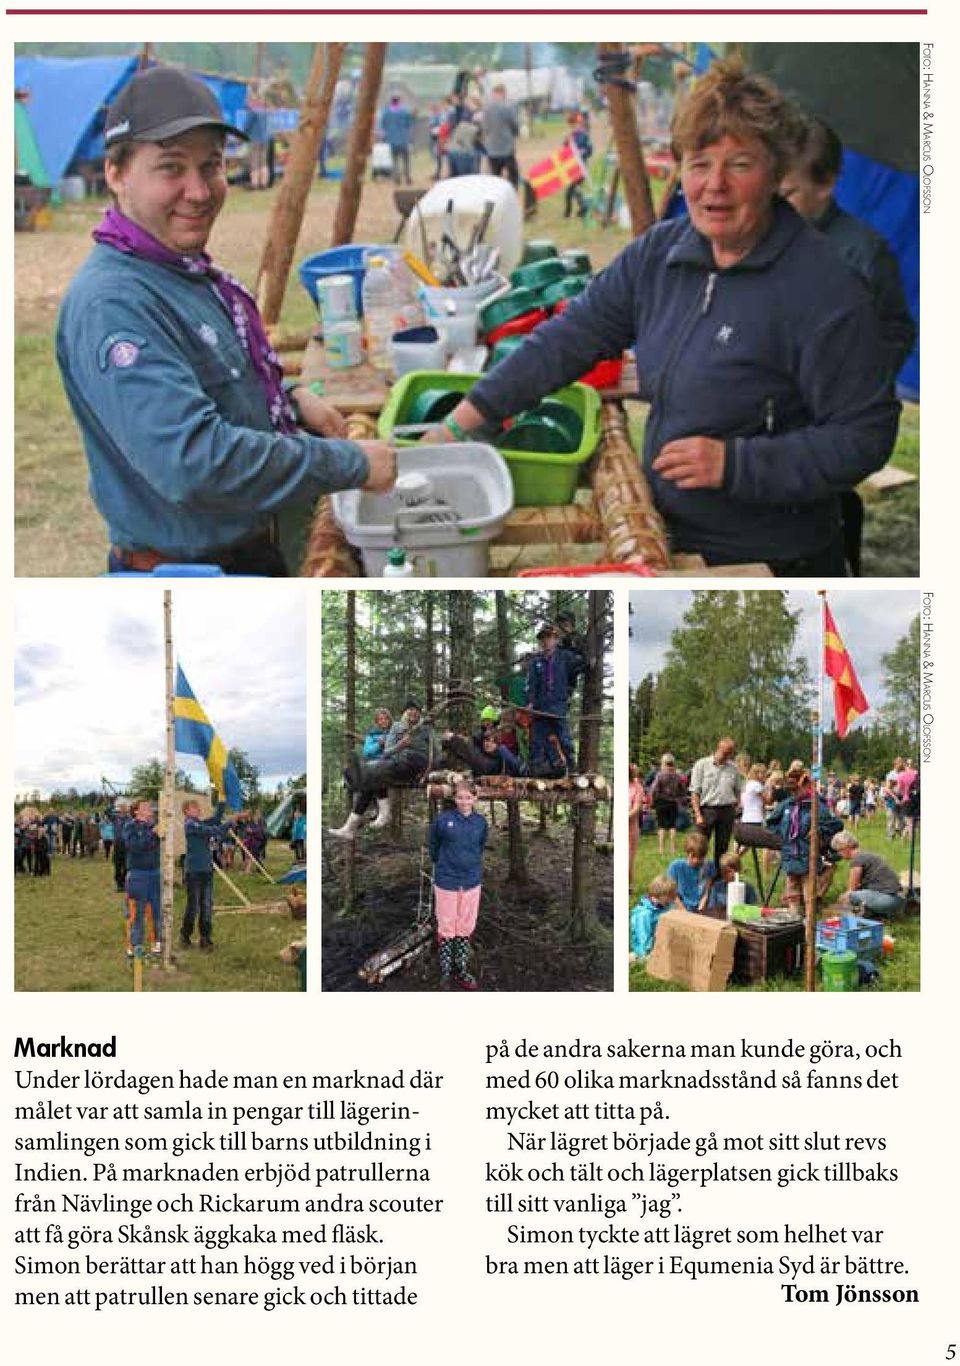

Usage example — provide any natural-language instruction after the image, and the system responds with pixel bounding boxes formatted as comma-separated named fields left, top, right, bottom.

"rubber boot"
left=368, top=795, right=393, bottom=831
left=327, top=812, right=365, bottom=841
left=453, top=936, right=478, bottom=990
left=437, top=938, right=454, bottom=990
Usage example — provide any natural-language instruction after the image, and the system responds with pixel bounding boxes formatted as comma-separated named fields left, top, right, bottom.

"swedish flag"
left=173, top=665, right=243, bottom=810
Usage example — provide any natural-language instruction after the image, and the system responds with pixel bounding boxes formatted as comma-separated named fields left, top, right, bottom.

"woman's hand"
left=653, top=436, right=726, bottom=489
left=292, top=388, right=348, bottom=438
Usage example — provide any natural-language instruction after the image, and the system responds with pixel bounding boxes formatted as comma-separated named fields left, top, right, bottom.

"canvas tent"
left=14, top=54, right=139, bottom=187
left=14, top=55, right=253, bottom=188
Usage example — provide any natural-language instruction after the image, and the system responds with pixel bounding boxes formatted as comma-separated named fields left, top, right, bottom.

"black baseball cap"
left=104, top=67, right=248, bottom=147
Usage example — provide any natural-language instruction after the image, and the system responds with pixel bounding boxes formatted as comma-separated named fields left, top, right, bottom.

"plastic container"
left=316, top=273, right=357, bottom=325
left=510, top=258, right=567, bottom=292
left=380, top=373, right=478, bottom=441
left=331, top=443, right=515, bottom=577
left=543, top=275, right=589, bottom=310
left=382, top=547, right=415, bottom=577
left=362, top=256, right=402, bottom=373
left=419, top=277, right=507, bottom=319
left=435, top=305, right=479, bottom=356
left=521, top=240, right=558, bottom=265
left=403, top=175, right=525, bottom=275
left=325, top=319, right=363, bottom=369
left=815, top=913, right=884, bottom=958
left=561, top=249, right=592, bottom=275
left=299, top=244, right=394, bottom=316
left=390, top=326, right=446, bottom=377
left=486, top=309, right=549, bottom=347
left=726, top=877, right=747, bottom=919
left=822, top=950, right=859, bottom=991
left=480, top=288, right=542, bottom=335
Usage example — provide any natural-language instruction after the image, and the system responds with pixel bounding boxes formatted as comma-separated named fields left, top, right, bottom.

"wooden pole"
left=597, top=43, right=655, bottom=235
left=162, top=591, right=176, bottom=969
left=256, top=43, right=347, bottom=328
left=330, top=43, right=388, bottom=247
left=805, top=717, right=820, bottom=993
left=214, top=861, right=252, bottom=908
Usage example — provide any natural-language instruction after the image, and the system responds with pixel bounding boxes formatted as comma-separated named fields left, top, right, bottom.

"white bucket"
left=404, top=174, right=524, bottom=275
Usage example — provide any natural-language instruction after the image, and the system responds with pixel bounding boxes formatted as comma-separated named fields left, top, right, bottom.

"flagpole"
left=805, top=591, right=827, bottom=992
left=162, top=591, right=176, bottom=969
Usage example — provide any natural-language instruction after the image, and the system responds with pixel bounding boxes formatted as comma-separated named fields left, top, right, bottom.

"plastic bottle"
left=382, top=546, right=414, bottom=578
left=362, top=256, right=401, bottom=373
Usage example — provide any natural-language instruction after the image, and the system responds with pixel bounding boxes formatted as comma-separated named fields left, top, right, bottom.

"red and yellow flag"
left=527, top=144, right=584, bottom=200
left=824, top=602, right=869, bottom=738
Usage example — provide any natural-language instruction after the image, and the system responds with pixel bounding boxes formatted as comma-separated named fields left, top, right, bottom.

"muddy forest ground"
left=16, top=129, right=919, bottom=576
left=321, top=794, right=614, bottom=992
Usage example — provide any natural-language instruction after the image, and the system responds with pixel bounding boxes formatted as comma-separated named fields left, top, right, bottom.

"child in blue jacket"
left=429, top=782, right=489, bottom=990
left=630, top=873, right=678, bottom=958
left=180, top=797, right=227, bottom=950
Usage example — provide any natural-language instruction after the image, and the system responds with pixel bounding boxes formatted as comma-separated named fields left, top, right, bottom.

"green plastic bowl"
left=542, top=275, right=589, bottom=309
left=509, top=258, right=568, bottom=292
left=489, top=335, right=529, bottom=367
left=500, top=414, right=574, bottom=454
left=537, top=398, right=584, bottom=449
left=479, top=287, right=540, bottom=335
left=521, top=240, right=558, bottom=265
left=561, top=249, right=592, bottom=275
left=407, top=386, right=464, bottom=425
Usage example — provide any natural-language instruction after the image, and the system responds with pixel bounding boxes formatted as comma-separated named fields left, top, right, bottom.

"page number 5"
left=947, top=1347, right=956, bottom=1360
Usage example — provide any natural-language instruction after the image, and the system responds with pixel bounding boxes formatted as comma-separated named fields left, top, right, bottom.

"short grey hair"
left=831, top=831, right=859, bottom=853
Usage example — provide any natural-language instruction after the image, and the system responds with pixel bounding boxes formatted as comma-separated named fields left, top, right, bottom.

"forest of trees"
left=320, top=591, right=614, bottom=990
left=629, top=593, right=920, bottom=775
left=321, top=589, right=614, bottom=793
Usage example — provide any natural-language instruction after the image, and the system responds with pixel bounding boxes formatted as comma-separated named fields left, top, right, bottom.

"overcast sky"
left=628, top=589, right=920, bottom=728
left=15, top=585, right=306, bottom=799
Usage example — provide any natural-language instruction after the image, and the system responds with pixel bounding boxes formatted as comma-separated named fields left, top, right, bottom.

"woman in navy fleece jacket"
left=432, top=59, right=900, bottom=576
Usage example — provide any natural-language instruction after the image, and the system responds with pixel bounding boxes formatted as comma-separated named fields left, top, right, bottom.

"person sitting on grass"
left=180, top=797, right=227, bottom=950
left=630, top=873, right=678, bottom=960
left=703, top=851, right=759, bottom=916
left=123, top=798, right=162, bottom=959
left=830, top=831, right=905, bottom=919
left=667, top=831, right=716, bottom=913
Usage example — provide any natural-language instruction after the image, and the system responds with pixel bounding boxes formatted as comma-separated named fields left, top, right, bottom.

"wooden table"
left=293, top=338, right=773, bottom=579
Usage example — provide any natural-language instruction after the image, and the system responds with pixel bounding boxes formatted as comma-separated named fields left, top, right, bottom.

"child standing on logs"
left=429, top=780, right=488, bottom=990
left=123, top=798, right=163, bottom=959
left=527, top=622, right=583, bottom=777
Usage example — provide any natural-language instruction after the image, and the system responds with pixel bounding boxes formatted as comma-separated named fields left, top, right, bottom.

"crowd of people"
left=629, top=737, right=918, bottom=959
left=15, top=795, right=306, bottom=956
left=328, top=613, right=587, bottom=842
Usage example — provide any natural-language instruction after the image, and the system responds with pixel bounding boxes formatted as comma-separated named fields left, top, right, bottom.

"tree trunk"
left=341, top=592, right=358, bottom=914
left=256, top=43, right=346, bottom=327
left=570, top=593, right=605, bottom=940
left=597, top=43, right=655, bottom=235
left=424, top=594, right=436, bottom=712
left=330, top=43, right=388, bottom=247
left=447, top=591, right=475, bottom=734
left=495, top=590, right=528, bottom=887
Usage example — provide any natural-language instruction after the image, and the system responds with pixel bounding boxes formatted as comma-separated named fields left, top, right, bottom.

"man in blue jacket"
left=56, top=67, right=396, bottom=574
left=526, top=623, right=583, bottom=775
left=180, top=797, right=227, bottom=950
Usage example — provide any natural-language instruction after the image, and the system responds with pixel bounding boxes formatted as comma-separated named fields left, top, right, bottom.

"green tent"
left=14, top=99, right=49, bottom=188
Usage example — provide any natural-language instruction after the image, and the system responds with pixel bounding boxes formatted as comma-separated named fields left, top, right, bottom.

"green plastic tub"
left=521, top=239, right=558, bottom=264
left=479, top=287, right=540, bottom=335
left=379, top=371, right=602, bottom=506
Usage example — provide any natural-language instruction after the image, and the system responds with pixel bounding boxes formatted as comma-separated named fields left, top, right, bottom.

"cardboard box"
left=646, top=909, right=737, bottom=992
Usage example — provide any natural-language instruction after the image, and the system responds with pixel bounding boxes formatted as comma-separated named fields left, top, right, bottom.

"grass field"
left=14, top=135, right=919, bottom=576
left=15, top=844, right=305, bottom=992
left=628, top=812, right=920, bottom=992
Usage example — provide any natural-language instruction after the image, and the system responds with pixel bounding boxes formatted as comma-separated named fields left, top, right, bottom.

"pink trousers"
left=434, top=884, right=481, bottom=939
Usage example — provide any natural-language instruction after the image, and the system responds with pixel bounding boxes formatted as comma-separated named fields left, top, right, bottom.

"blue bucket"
left=298, top=244, right=392, bottom=317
